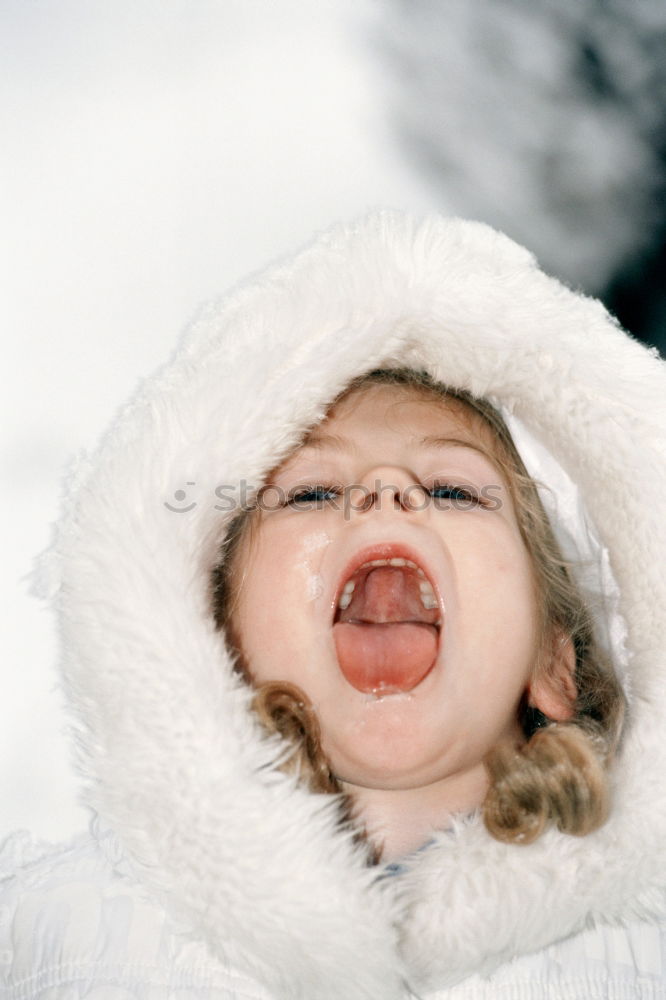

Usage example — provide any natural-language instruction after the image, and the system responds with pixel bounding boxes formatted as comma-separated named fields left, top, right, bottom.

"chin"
left=327, top=737, right=449, bottom=790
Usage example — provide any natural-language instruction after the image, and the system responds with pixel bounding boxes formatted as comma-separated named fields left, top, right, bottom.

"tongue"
left=334, top=622, right=438, bottom=693
left=333, top=566, right=439, bottom=694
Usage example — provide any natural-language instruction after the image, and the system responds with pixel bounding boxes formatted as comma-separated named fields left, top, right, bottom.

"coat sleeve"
left=0, top=832, right=273, bottom=1000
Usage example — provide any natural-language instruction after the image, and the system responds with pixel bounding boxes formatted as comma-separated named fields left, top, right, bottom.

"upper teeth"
left=419, top=579, right=438, bottom=610
left=337, top=558, right=438, bottom=612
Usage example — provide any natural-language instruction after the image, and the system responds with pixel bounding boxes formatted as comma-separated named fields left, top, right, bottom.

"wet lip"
left=332, top=541, right=443, bottom=626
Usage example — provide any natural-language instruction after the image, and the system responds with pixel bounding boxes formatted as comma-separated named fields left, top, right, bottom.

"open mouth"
left=332, top=546, right=443, bottom=695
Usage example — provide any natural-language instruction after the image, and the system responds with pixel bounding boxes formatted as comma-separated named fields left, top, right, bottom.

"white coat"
left=2, top=212, right=666, bottom=1000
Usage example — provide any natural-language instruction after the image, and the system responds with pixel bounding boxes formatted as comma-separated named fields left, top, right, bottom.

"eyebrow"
left=418, top=435, right=494, bottom=461
left=303, top=432, right=354, bottom=452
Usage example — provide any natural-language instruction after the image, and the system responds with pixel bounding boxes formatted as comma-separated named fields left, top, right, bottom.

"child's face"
left=231, top=385, right=551, bottom=796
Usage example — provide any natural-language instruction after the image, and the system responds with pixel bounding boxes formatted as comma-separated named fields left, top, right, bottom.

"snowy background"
left=2, top=0, right=665, bottom=843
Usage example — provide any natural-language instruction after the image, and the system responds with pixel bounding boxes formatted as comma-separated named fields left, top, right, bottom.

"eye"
left=428, top=481, right=485, bottom=507
left=286, top=484, right=342, bottom=508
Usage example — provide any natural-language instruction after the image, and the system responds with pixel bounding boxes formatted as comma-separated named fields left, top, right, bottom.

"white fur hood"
left=33, top=212, right=666, bottom=1000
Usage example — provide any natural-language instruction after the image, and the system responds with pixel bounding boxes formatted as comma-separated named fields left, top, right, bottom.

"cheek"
left=452, top=527, right=539, bottom=658
left=232, top=521, right=332, bottom=682
left=235, top=555, right=295, bottom=669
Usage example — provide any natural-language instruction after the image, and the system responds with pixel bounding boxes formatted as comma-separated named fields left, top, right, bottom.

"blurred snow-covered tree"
left=380, top=0, right=666, bottom=349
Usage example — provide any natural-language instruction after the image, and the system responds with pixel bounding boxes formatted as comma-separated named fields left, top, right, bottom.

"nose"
left=350, top=465, right=427, bottom=515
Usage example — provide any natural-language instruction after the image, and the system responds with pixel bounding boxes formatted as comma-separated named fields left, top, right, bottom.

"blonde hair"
left=211, top=368, right=625, bottom=850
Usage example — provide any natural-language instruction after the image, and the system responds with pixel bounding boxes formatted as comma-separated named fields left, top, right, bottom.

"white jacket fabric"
left=3, top=211, right=666, bottom=1000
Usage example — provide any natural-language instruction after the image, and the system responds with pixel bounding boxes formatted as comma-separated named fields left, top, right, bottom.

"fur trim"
left=34, top=211, right=666, bottom=997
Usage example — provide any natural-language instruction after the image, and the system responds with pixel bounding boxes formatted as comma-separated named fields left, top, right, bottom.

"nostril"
left=356, top=490, right=376, bottom=513
left=353, top=484, right=425, bottom=514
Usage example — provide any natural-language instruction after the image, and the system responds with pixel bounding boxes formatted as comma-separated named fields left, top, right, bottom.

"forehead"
left=301, top=383, right=502, bottom=457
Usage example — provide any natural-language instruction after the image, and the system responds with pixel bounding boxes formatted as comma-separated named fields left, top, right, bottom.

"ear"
left=527, top=630, right=577, bottom=722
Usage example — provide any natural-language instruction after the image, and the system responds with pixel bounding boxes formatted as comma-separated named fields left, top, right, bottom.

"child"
left=2, top=211, right=665, bottom=1000
left=212, top=369, right=623, bottom=862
